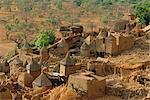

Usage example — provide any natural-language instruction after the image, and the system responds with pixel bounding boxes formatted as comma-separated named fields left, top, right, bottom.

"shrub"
left=134, top=1, right=150, bottom=25
left=35, top=29, right=55, bottom=49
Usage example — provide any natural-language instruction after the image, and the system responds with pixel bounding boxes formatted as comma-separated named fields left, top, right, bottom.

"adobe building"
left=85, top=35, right=96, bottom=54
left=39, top=46, right=49, bottom=63
left=112, top=20, right=129, bottom=32
left=32, top=73, right=52, bottom=89
left=26, top=58, right=41, bottom=79
left=68, top=72, right=106, bottom=99
left=59, top=52, right=80, bottom=76
left=87, top=60, right=105, bottom=76
left=105, top=34, right=119, bottom=55
left=17, top=72, right=34, bottom=88
left=118, top=34, right=134, bottom=52
left=80, top=42, right=91, bottom=57
left=9, top=56, right=23, bottom=76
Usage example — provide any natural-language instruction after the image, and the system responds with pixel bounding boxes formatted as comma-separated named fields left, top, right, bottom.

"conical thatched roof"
left=17, top=72, right=34, bottom=87
left=22, top=40, right=31, bottom=50
left=26, top=58, right=41, bottom=71
left=15, top=56, right=23, bottom=65
left=60, top=52, right=75, bottom=66
left=80, top=42, right=90, bottom=50
left=85, top=35, right=95, bottom=45
left=32, top=73, right=52, bottom=87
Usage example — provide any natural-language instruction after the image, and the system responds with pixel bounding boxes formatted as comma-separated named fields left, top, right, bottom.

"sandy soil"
left=0, top=27, right=16, bottom=57
left=109, top=47, right=150, bottom=65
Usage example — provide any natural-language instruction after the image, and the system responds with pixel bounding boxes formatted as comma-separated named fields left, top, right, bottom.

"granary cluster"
left=0, top=19, right=150, bottom=100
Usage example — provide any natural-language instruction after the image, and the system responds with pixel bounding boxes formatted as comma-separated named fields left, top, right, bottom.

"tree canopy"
left=35, top=29, right=55, bottom=49
left=134, top=1, right=150, bottom=25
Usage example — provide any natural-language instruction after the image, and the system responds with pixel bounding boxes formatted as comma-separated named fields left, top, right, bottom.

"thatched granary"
left=40, top=46, right=49, bottom=63
left=60, top=52, right=80, bottom=76
left=21, top=40, right=32, bottom=54
left=80, top=42, right=90, bottom=57
left=32, top=73, right=52, bottom=89
left=26, top=58, right=41, bottom=79
left=57, top=38, right=69, bottom=55
left=17, top=72, right=34, bottom=88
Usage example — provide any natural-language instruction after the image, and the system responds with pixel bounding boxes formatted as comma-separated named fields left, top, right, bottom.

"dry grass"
left=42, top=85, right=81, bottom=100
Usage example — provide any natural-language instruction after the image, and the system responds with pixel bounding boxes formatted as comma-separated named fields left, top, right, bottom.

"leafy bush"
left=35, top=29, right=55, bottom=49
left=134, top=1, right=150, bottom=25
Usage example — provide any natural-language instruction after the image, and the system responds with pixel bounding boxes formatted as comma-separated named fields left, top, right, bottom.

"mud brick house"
left=68, top=72, right=106, bottom=99
left=105, top=34, right=119, bottom=55
left=112, top=20, right=129, bottom=32
left=118, top=34, right=134, bottom=52
left=59, top=52, right=80, bottom=76
left=87, top=60, right=105, bottom=76
left=26, top=58, right=41, bottom=79
left=105, top=33, right=134, bottom=56
left=32, top=72, right=52, bottom=89
left=17, top=72, right=34, bottom=88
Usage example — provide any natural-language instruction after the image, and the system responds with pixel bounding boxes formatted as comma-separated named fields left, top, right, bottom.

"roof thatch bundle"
left=42, top=85, right=80, bottom=100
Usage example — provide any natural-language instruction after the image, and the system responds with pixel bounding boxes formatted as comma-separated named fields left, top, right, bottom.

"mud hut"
left=21, top=40, right=32, bottom=54
left=105, top=34, right=118, bottom=55
left=26, top=58, right=41, bottom=79
left=60, top=52, right=79, bottom=76
left=57, top=38, right=69, bottom=55
left=68, top=72, right=106, bottom=99
left=80, top=42, right=90, bottom=57
left=32, top=73, right=52, bottom=89
left=39, top=46, right=49, bottom=63
left=17, top=72, right=34, bottom=88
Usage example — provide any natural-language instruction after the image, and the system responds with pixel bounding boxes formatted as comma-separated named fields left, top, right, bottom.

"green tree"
left=74, top=0, right=82, bottom=7
left=134, top=1, right=150, bottom=25
left=35, top=29, right=55, bottom=48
